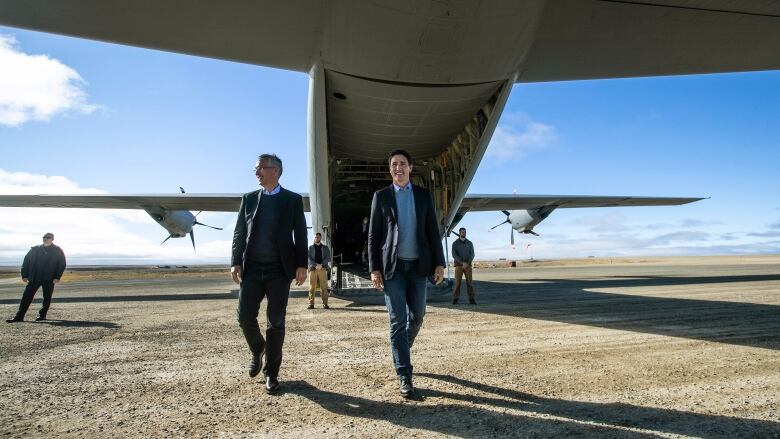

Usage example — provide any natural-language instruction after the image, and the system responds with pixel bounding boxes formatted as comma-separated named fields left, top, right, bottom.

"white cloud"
left=0, top=34, right=98, bottom=127
left=485, top=112, right=557, bottom=160
left=0, top=169, right=232, bottom=265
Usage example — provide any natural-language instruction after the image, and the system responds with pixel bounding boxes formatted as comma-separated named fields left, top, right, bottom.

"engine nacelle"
left=508, top=207, right=555, bottom=234
left=145, top=209, right=195, bottom=238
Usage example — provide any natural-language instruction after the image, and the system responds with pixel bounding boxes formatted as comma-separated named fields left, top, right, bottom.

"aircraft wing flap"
left=459, top=194, right=705, bottom=212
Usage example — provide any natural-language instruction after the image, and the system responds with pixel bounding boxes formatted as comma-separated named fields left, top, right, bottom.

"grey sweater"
left=451, top=238, right=474, bottom=265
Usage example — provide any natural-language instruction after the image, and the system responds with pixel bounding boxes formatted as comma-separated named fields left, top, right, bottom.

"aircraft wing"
left=459, top=194, right=705, bottom=212
left=519, top=1, right=780, bottom=82
left=0, top=194, right=312, bottom=212
left=1, top=1, right=779, bottom=84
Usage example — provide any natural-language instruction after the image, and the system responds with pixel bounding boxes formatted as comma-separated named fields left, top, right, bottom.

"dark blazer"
left=231, top=187, right=308, bottom=282
left=368, top=184, right=445, bottom=279
left=21, top=244, right=66, bottom=283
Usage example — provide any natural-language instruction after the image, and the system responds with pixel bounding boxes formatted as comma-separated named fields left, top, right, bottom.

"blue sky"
left=1, top=26, right=778, bottom=265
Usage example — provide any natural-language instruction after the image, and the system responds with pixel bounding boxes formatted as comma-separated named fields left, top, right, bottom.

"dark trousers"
left=15, top=280, right=55, bottom=320
left=236, top=262, right=290, bottom=378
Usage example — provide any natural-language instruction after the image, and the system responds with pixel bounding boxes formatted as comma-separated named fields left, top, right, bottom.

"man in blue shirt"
left=368, top=149, right=445, bottom=398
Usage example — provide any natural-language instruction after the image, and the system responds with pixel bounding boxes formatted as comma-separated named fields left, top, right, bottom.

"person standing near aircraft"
left=368, top=149, right=445, bottom=398
left=231, top=154, right=308, bottom=394
left=451, top=227, right=476, bottom=305
left=307, top=232, right=330, bottom=309
left=360, top=216, right=369, bottom=266
left=6, top=233, right=66, bottom=323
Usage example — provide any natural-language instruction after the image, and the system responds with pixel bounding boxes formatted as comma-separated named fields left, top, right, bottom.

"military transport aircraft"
left=1, top=1, right=777, bottom=265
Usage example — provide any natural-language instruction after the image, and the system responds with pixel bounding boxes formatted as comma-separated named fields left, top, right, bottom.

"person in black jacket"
left=231, top=153, right=308, bottom=394
left=368, top=149, right=445, bottom=398
left=6, top=232, right=66, bottom=323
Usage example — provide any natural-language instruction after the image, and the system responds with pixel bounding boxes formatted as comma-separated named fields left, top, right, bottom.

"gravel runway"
left=1, top=256, right=778, bottom=438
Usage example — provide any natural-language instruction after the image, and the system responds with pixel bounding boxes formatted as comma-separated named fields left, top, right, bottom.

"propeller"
left=489, top=211, right=512, bottom=230
left=189, top=211, right=223, bottom=252
left=161, top=234, right=174, bottom=245
left=511, top=226, right=515, bottom=249
left=193, top=211, right=223, bottom=230
left=490, top=210, right=518, bottom=249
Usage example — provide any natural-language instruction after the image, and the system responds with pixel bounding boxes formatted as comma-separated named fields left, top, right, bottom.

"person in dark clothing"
left=368, top=149, right=445, bottom=398
left=360, top=216, right=369, bottom=265
left=451, top=227, right=476, bottom=304
left=6, top=232, right=66, bottom=323
left=231, top=153, right=308, bottom=394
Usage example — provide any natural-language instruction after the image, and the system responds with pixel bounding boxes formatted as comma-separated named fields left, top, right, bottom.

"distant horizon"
left=1, top=252, right=778, bottom=271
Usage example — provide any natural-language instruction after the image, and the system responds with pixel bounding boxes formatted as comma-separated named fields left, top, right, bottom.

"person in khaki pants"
left=307, top=233, right=330, bottom=309
left=451, top=227, right=476, bottom=304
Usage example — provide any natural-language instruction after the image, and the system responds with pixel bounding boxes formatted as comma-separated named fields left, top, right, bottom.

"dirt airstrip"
left=1, top=256, right=778, bottom=438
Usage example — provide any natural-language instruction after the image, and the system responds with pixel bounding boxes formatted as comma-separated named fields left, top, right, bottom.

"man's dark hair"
left=315, top=232, right=322, bottom=237
left=459, top=227, right=466, bottom=232
left=258, top=153, right=283, bottom=176
left=388, top=149, right=412, bottom=165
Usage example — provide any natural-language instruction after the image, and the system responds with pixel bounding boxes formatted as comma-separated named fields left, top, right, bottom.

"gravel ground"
left=1, top=256, right=778, bottom=438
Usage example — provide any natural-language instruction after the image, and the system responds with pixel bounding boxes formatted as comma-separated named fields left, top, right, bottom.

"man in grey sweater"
left=451, top=227, right=476, bottom=304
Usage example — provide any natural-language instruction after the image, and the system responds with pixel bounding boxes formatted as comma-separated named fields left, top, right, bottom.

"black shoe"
left=452, top=298, right=458, bottom=305
left=265, top=376, right=280, bottom=394
left=248, top=353, right=263, bottom=378
left=469, top=299, right=477, bottom=305
left=36, top=316, right=47, bottom=321
left=307, top=304, right=314, bottom=309
left=6, top=317, right=22, bottom=323
left=399, top=376, right=414, bottom=398
left=323, top=304, right=330, bottom=309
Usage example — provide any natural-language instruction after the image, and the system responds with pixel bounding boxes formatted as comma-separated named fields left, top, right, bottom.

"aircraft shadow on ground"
left=285, top=376, right=779, bottom=438
left=422, top=274, right=780, bottom=350
left=338, top=273, right=780, bottom=350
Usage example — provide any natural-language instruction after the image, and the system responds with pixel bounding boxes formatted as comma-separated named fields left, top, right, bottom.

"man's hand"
left=295, top=267, right=307, bottom=286
left=371, top=270, right=384, bottom=291
left=22, top=278, right=28, bottom=283
left=434, top=266, right=445, bottom=285
left=53, top=279, right=59, bottom=285
left=230, top=265, right=242, bottom=284
left=462, top=262, right=469, bottom=269
left=316, top=264, right=322, bottom=270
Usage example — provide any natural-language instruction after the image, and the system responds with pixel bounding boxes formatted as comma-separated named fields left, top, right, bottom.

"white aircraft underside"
left=1, top=1, right=777, bottom=256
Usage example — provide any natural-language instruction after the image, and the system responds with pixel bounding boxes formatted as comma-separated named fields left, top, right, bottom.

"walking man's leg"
left=236, top=273, right=266, bottom=377
left=406, top=271, right=427, bottom=349
left=263, top=276, right=290, bottom=383
left=13, top=282, right=41, bottom=321
left=383, top=272, right=411, bottom=379
left=38, top=281, right=55, bottom=320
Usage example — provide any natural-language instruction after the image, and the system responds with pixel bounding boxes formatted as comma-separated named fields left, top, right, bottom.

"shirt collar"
left=393, top=182, right=412, bottom=192
left=261, top=184, right=281, bottom=195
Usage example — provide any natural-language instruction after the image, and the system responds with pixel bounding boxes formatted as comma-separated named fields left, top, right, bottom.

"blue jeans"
left=383, top=259, right=427, bottom=379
